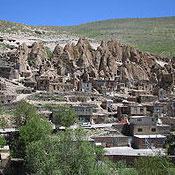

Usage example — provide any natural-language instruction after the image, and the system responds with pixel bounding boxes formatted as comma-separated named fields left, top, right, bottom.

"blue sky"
left=1, top=0, right=175, bottom=26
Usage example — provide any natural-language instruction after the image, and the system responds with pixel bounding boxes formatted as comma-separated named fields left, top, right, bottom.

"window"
left=138, top=128, right=143, bottom=132
left=152, top=118, right=155, bottom=122
left=137, top=118, right=142, bottom=122
left=140, top=107, right=144, bottom=113
left=151, top=128, right=156, bottom=132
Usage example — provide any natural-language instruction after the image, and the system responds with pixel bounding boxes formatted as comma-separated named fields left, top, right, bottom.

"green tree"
left=12, top=102, right=52, bottom=158
left=14, top=101, right=38, bottom=127
left=20, top=114, right=52, bottom=145
left=0, top=105, right=5, bottom=115
left=46, top=105, right=77, bottom=127
left=14, top=114, right=52, bottom=158
left=25, top=129, right=115, bottom=175
left=104, top=160, right=138, bottom=175
left=45, top=46, right=53, bottom=60
left=118, top=168, right=138, bottom=175
left=135, top=156, right=173, bottom=175
left=0, top=117, right=7, bottom=129
left=25, top=136, right=61, bottom=175
left=0, top=135, right=6, bottom=148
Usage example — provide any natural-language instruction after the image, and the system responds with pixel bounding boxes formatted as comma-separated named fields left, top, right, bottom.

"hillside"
left=60, top=17, right=175, bottom=57
left=0, top=16, right=175, bottom=57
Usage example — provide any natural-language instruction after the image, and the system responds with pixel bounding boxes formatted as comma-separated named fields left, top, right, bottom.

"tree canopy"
left=14, top=100, right=38, bottom=127
left=46, top=104, right=77, bottom=127
left=135, top=156, right=174, bottom=175
left=9, top=101, right=175, bottom=175
left=12, top=101, right=52, bottom=158
left=0, top=135, right=6, bottom=148
left=20, top=114, right=52, bottom=145
left=25, top=129, right=115, bottom=175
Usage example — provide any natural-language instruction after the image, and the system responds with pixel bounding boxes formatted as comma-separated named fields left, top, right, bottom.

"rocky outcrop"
left=16, top=43, right=31, bottom=75
left=28, top=42, right=49, bottom=68
left=0, top=38, right=174, bottom=91
left=52, top=38, right=97, bottom=77
left=52, top=38, right=173, bottom=86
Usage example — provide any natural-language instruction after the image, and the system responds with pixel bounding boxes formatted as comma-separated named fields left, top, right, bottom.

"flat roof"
left=130, top=116, right=148, bottom=118
left=91, top=123, right=115, bottom=128
left=0, top=128, right=19, bottom=133
left=93, top=134, right=128, bottom=138
left=157, top=124, right=170, bottom=127
left=134, top=135, right=166, bottom=139
left=104, top=147, right=166, bottom=156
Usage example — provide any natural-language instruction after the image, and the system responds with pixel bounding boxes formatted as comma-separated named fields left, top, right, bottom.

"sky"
left=1, top=0, right=175, bottom=26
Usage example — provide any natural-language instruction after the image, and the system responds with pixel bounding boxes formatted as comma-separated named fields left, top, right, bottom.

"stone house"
left=72, top=103, right=111, bottom=124
left=101, top=99, right=113, bottom=111
left=129, top=115, right=170, bottom=136
left=36, top=69, right=72, bottom=92
left=0, top=61, right=19, bottom=80
left=92, top=79, right=118, bottom=94
left=90, top=113, right=109, bottom=124
left=104, top=147, right=165, bottom=163
left=118, top=102, right=147, bottom=117
left=157, top=124, right=170, bottom=135
left=129, top=104, right=147, bottom=116
left=134, top=80, right=154, bottom=93
left=72, top=104, right=97, bottom=123
left=153, top=101, right=168, bottom=118
left=132, top=134, right=166, bottom=149
left=0, top=80, right=16, bottom=104
left=78, top=81, right=92, bottom=93
left=129, top=116, right=158, bottom=135
left=158, top=88, right=168, bottom=101
left=78, top=69, right=92, bottom=93
left=92, top=133, right=129, bottom=147
left=116, top=83, right=125, bottom=92
left=167, top=98, right=175, bottom=117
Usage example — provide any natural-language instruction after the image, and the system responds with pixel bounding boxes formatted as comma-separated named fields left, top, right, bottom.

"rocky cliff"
left=52, top=38, right=174, bottom=90
left=0, top=38, right=174, bottom=91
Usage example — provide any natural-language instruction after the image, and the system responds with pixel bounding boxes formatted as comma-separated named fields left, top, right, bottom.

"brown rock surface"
left=0, top=38, right=174, bottom=91
left=28, top=42, right=49, bottom=68
left=50, top=38, right=174, bottom=91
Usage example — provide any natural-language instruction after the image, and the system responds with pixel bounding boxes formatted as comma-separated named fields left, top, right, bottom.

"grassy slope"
left=0, top=17, right=175, bottom=57
left=62, top=17, right=175, bottom=57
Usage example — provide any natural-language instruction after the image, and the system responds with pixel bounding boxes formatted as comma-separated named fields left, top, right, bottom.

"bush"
left=25, top=129, right=115, bottom=175
left=14, top=101, right=38, bottom=127
left=135, top=156, right=174, bottom=175
left=45, top=47, right=53, bottom=60
left=46, top=105, right=77, bottom=127
left=0, top=135, right=6, bottom=148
